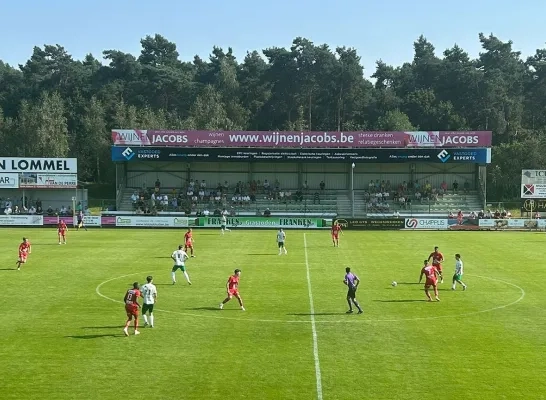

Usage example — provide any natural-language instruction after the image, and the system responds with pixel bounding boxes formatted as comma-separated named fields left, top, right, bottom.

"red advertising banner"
left=112, top=130, right=492, bottom=149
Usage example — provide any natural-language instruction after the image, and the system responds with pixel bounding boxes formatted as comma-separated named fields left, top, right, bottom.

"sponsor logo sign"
left=73, top=215, right=101, bottom=226
left=0, top=173, right=19, bottom=188
left=404, top=218, right=448, bottom=229
left=20, top=174, right=78, bottom=189
left=333, top=218, right=405, bottom=230
left=115, top=216, right=190, bottom=227
left=112, top=147, right=492, bottom=164
left=479, top=219, right=530, bottom=229
left=0, top=215, right=43, bottom=226
left=521, top=199, right=546, bottom=212
left=521, top=184, right=546, bottom=198
left=521, top=170, right=546, bottom=185
left=112, top=129, right=492, bottom=148
left=198, top=217, right=325, bottom=228
left=0, top=158, right=77, bottom=173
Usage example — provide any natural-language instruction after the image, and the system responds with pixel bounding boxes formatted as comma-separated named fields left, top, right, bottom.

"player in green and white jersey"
left=451, top=253, right=467, bottom=291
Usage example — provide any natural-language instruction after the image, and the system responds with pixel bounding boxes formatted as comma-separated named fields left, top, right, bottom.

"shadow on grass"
left=373, top=299, right=427, bottom=303
left=246, top=253, right=274, bottom=256
left=65, top=334, right=124, bottom=339
left=287, top=312, right=346, bottom=316
left=0, top=268, right=16, bottom=271
left=82, top=326, right=123, bottom=329
left=187, top=307, right=221, bottom=311
left=152, top=256, right=172, bottom=259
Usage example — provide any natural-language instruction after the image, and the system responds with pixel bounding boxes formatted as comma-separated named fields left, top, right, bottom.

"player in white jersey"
left=277, top=228, right=287, bottom=255
left=221, top=214, right=230, bottom=234
left=171, top=245, right=192, bottom=285
left=141, top=276, right=158, bottom=327
left=451, top=253, right=467, bottom=291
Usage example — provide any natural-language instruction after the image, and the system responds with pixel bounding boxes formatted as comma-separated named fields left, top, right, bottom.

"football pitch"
left=2, top=228, right=544, bottom=400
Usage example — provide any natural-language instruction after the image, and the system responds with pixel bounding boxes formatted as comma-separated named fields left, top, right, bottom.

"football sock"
left=347, top=299, right=352, bottom=310
left=149, top=315, right=154, bottom=326
left=183, top=271, right=191, bottom=283
left=143, top=315, right=148, bottom=324
left=354, top=301, right=362, bottom=312
left=124, top=320, right=131, bottom=328
left=171, top=271, right=176, bottom=282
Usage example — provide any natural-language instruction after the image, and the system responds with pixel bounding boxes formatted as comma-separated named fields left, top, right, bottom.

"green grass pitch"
left=2, top=227, right=545, bottom=400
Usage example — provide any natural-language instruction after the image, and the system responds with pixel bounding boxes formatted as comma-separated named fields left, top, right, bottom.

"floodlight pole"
left=351, top=163, right=355, bottom=218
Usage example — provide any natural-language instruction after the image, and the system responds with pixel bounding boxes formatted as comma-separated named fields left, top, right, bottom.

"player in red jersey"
left=184, top=228, right=195, bottom=257
left=331, top=222, right=343, bottom=247
left=16, top=237, right=32, bottom=270
left=427, top=246, right=444, bottom=283
left=123, top=282, right=141, bottom=336
left=219, top=269, right=245, bottom=310
left=58, top=220, right=67, bottom=245
left=419, top=260, right=440, bottom=302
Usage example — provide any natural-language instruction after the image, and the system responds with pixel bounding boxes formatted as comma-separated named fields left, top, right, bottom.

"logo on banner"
left=405, top=218, right=419, bottom=228
left=523, top=184, right=535, bottom=196
left=437, top=150, right=451, bottom=163
left=122, top=148, right=135, bottom=160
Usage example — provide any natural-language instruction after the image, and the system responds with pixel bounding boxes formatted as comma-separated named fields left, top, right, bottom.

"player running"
left=16, top=237, right=32, bottom=270
left=123, top=282, right=141, bottom=336
left=58, top=220, right=67, bottom=245
left=343, top=267, right=363, bottom=314
left=141, top=276, right=158, bottom=328
left=427, top=246, right=444, bottom=283
left=452, top=254, right=467, bottom=291
left=332, top=222, right=343, bottom=247
left=419, top=260, right=440, bottom=302
left=76, top=210, right=87, bottom=231
left=277, top=228, right=287, bottom=255
left=171, top=245, right=191, bottom=285
left=219, top=269, right=245, bottom=310
left=184, top=228, right=195, bottom=257
left=220, top=214, right=230, bottom=234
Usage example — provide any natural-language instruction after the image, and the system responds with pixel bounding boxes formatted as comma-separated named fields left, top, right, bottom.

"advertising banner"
left=73, top=215, right=101, bottom=227
left=521, top=170, right=546, bottom=185
left=333, top=217, right=405, bottom=230
left=0, top=173, right=19, bottom=188
left=197, top=216, right=325, bottom=228
left=112, top=130, right=492, bottom=148
left=404, top=218, right=448, bottom=230
left=112, top=147, right=491, bottom=164
left=521, top=199, right=546, bottom=212
left=0, top=215, right=43, bottom=226
left=521, top=184, right=546, bottom=198
left=477, top=218, right=545, bottom=229
left=115, top=216, right=190, bottom=228
left=19, top=173, right=78, bottom=189
left=0, top=158, right=77, bottom=173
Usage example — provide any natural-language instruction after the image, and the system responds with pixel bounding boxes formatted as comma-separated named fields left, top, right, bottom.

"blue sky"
left=1, top=0, right=545, bottom=77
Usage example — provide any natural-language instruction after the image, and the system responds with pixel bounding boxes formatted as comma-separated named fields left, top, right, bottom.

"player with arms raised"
left=16, top=237, right=31, bottom=270
left=184, top=228, right=195, bottom=257
left=58, top=220, right=67, bottom=245
left=219, top=269, right=245, bottom=310
left=427, top=246, right=444, bottom=283
left=419, top=260, right=440, bottom=302
left=277, top=228, right=287, bottom=255
left=332, top=222, right=343, bottom=247
left=123, top=282, right=141, bottom=336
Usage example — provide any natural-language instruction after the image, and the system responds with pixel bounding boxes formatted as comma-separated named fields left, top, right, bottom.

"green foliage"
left=1, top=33, right=546, bottom=194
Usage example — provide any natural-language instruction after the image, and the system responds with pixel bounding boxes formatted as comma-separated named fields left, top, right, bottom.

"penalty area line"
left=304, top=233, right=323, bottom=400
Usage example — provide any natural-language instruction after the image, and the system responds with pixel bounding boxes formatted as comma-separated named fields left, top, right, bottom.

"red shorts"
left=185, top=242, right=193, bottom=248
left=125, top=305, right=139, bottom=318
left=332, top=234, right=339, bottom=239
left=433, top=264, right=442, bottom=272
left=228, top=289, right=239, bottom=297
left=19, top=253, right=28, bottom=262
left=424, top=279, right=437, bottom=288
left=59, top=230, right=66, bottom=236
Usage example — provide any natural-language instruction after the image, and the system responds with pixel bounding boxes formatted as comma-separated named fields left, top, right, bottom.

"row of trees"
left=1, top=33, right=545, bottom=198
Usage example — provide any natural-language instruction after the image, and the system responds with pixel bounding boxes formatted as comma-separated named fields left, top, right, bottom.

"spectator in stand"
left=478, top=210, right=485, bottom=219
left=295, top=189, right=303, bottom=203
left=425, top=181, right=431, bottom=195
left=171, top=197, right=178, bottom=210
left=415, top=191, right=422, bottom=203
left=189, top=179, right=195, bottom=190
left=464, top=181, right=470, bottom=194
left=60, top=205, right=67, bottom=215
left=313, top=192, right=320, bottom=204
left=402, top=181, right=408, bottom=192
left=414, top=180, right=420, bottom=193
left=29, top=205, right=36, bottom=215
left=264, top=208, right=271, bottom=217
left=203, top=208, right=210, bottom=216
left=406, top=197, right=412, bottom=209
left=501, top=209, right=507, bottom=218
left=36, top=205, right=43, bottom=214
left=131, top=192, right=139, bottom=207
left=535, top=211, right=541, bottom=219
left=485, top=210, right=492, bottom=218
left=506, top=210, right=513, bottom=218
left=369, top=180, right=375, bottom=192
left=285, top=190, right=292, bottom=203
left=198, top=188, right=205, bottom=201
left=494, top=209, right=501, bottom=219
left=453, top=180, right=459, bottom=193
left=469, top=211, right=477, bottom=219
left=278, top=190, right=285, bottom=203
left=398, top=196, right=406, bottom=209
left=14, top=205, right=21, bottom=214
left=200, top=180, right=206, bottom=189
left=186, top=187, right=194, bottom=198
left=320, top=181, right=325, bottom=191
left=382, top=191, right=389, bottom=200
left=440, top=181, right=447, bottom=197
left=448, top=211, right=455, bottom=218
left=263, top=180, right=270, bottom=192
